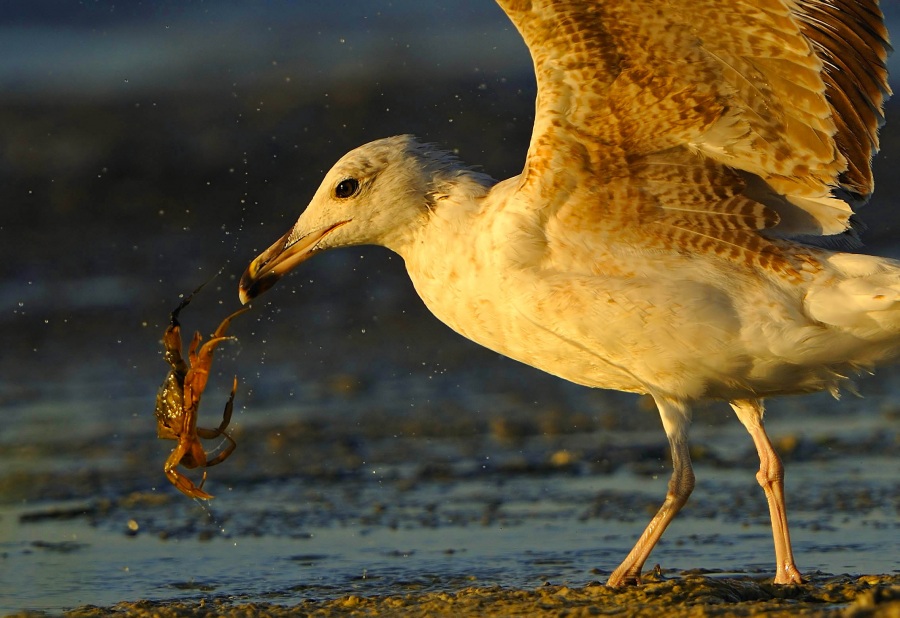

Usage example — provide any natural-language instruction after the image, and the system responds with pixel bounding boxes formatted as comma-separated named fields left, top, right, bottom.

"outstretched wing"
left=495, top=0, right=891, bottom=265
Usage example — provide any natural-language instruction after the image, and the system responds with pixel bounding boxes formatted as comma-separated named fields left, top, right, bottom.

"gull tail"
left=805, top=253, right=900, bottom=340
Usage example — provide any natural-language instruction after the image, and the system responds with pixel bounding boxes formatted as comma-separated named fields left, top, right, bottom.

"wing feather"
left=495, top=0, right=891, bottom=261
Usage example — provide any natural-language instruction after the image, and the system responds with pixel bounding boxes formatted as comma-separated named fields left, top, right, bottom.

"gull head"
left=239, top=135, right=491, bottom=303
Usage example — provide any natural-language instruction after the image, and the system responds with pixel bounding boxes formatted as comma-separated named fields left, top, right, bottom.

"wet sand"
left=3, top=333, right=898, bottom=615
left=52, top=574, right=899, bottom=617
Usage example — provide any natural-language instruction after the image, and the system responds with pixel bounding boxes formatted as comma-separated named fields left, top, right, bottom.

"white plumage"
left=240, top=1, right=895, bottom=586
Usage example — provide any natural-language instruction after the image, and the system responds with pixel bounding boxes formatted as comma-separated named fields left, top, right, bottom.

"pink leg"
left=608, top=397, right=694, bottom=587
left=730, top=399, right=803, bottom=584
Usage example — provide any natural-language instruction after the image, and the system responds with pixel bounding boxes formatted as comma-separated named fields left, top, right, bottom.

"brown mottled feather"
left=794, top=0, right=891, bottom=195
left=495, top=0, right=891, bottom=268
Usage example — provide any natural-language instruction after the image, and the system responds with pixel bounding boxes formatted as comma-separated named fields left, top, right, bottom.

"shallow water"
left=2, top=349, right=898, bottom=614
left=4, top=492, right=896, bottom=613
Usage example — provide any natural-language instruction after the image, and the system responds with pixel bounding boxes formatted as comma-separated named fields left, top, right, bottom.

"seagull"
left=239, top=0, right=894, bottom=587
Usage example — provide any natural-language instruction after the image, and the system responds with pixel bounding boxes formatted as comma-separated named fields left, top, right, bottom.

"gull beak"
left=238, top=221, right=348, bottom=304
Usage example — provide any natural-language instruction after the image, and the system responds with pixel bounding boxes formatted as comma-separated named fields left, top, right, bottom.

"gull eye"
left=334, top=178, right=360, bottom=199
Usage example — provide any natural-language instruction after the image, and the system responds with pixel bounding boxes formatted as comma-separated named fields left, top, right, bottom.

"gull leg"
left=608, top=396, right=694, bottom=587
left=730, top=398, right=803, bottom=584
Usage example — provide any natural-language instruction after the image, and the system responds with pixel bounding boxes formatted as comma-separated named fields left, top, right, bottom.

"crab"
left=155, top=293, right=249, bottom=499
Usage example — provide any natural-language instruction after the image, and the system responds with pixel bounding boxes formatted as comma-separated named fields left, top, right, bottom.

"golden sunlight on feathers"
left=240, top=0, right=895, bottom=589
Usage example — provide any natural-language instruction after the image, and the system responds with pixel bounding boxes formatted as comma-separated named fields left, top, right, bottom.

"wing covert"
left=495, top=0, right=891, bottom=245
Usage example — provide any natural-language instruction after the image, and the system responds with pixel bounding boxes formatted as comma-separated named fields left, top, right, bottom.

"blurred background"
left=0, top=0, right=538, bottom=395
left=1, top=1, right=898, bottom=613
